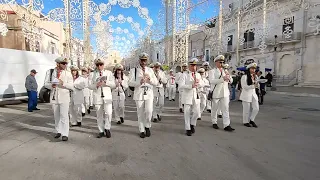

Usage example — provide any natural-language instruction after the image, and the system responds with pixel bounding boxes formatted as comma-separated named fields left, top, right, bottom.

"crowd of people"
left=25, top=53, right=268, bottom=141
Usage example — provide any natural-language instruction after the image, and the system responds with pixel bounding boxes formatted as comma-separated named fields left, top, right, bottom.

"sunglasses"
left=96, top=64, right=104, bottom=66
left=60, top=62, right=67, bottom=65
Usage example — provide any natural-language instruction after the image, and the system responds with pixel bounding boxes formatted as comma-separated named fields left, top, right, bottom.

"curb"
left=268, top=91, right=320, bottom=98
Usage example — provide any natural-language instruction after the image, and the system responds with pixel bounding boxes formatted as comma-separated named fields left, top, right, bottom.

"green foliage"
left=162, top=65, right=170, bottom=71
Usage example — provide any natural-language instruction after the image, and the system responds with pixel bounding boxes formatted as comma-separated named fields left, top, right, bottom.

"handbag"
left=128, top=68, right=137, bottom=91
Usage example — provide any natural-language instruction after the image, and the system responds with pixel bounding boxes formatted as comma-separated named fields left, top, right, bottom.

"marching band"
left=46, top=53, right=261, bottom=141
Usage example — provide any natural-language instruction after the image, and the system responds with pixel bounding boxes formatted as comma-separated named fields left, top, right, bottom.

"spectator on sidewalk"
left=257, top=71, right=266, bottom=105
left=25, top=69, right=40, bottom=112
left=266, top=71, right=273, bottom=87
left=230, top=71, right=238, bottom=101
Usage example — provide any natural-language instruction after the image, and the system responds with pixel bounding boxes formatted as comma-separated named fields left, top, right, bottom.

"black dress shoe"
left=97, top=132, right=104, bottom=138
left=117, top=121, right=121, bottom=124
left=153, top=118, right=158, bottom=122
left=89, top=106, right=94, bottom=109
left=157, top=114, right=161, bottom=121
left=250, top=120, right=258, bottom=128
left=87, top=109, right=91, bottom=114
left=54, top=133, right=61, bottom=138
left=33, top=108, right=40, bottom=110
left=120, top=117, right=124, bottom=123
left=145, top=128, right=151, bottom=137
left=186, top=130, right=192, bottom=136
left=224, top=126, right=235, bottom=132
left=197, top=118, right=201, bottom=120
left=212, top=124, right=219, bottom=129
left=244, top=123, right=251, bottom=127
left=77, top=122, right=82, bottom=127
left=172, top=99, right=175, bottom=101
left=180, top=108, right=183, bottom=113
left=105, top=129, right=111, bottom=138
left=207, top=109, right=211, bottom=113
left=82, top=113, right=85, bottom=117
left=190, top=125, right=195, bottom=134
left=62, top=136, right=68, bottom=141
left=140, top=132, right=146, bottom=138
left=218, top=115, right=223, bottom=118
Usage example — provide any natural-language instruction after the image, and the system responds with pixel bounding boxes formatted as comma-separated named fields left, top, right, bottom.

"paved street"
left=0, top=93, right=320, bottom=180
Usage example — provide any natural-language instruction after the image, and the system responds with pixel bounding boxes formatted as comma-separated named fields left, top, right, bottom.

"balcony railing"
left=280, top=32, right=302, bottom=43
left=227, top=45, right=233, bottom=52
left=239, top=41, right=255, bottom=50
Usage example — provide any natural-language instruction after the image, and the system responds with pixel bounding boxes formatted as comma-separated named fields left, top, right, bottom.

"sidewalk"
left=268, top=86, right=320, bottom=97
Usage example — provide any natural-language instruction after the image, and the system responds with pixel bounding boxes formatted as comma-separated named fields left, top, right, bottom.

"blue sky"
left=16, top=0, right=217, bottom=56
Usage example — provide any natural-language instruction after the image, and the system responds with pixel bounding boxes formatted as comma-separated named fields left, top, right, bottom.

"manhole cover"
left=298, top=108, right=320, bottom=111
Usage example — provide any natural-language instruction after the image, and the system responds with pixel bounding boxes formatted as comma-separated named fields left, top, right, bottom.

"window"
left=244, top=29, right=255, bottom=42
left=205, top=49, right=210, bottom=62
left=51, top=43, right=55, bottom=54
left=114, top=60, right=117, bottom=63
left=228, top=35, right=233, bottom=45
left=157, top=53, right=159, bottom=60
left=282, top=16, right=294, bottom=33
left=192, top=50, right=196, bottom=57
left=25, top=38, right=30, bottom=51
left=35, top=41, right=40, bottom=52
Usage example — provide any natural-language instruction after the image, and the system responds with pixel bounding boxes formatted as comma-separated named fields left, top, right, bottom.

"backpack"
left=128, top=68, right=137, bottom=91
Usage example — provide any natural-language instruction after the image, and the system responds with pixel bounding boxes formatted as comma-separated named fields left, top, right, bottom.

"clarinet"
left=143, top=68, right=147, bottom=95
left=100, top=71, right=104, bottom=98
left=52, top=87, right=56, bottom=100
left=117, top=76, right=120, bottom=96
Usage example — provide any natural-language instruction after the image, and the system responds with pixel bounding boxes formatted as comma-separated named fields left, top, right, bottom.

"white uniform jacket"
left=177, top=71, right=187, bottom=91
left=44, top=68, right=74, bottom=104
left=112, top=75, right=129, bottom=101
left=88, top=70, right=116, bottom=104
left=179, top=71, right=204, bottom=105
left=128, top=66, right=158, bottom=101
left=199, top=77, right=210, bottom=95
left=208, top=68, right=233, bottom=99
left=71, top=76, right=86, bottom=105
left=82, top=75, right=91, bottom=97
left=167, top=74, right=176, bottom=86
left=240, top=75, right=259, bottom=102
left=153, top=70, right=168, bottom=96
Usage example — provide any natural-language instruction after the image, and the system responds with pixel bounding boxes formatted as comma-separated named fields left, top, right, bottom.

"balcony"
left=239, top=41, right=255, bottom=50
left=279, top=32, right=302, bottom=43
left=227, top=45, right=233, bottom=52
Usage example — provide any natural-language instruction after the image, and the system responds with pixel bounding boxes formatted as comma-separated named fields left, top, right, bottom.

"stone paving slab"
left=0, top=94, right=320, bottom=180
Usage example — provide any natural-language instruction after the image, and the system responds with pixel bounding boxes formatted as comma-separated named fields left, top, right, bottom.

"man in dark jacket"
left=25, top=69, right=39, bottom=112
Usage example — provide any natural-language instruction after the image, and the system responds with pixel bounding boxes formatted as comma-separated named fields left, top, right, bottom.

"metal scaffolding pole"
left=83, top=0, right=90, bottom=67
left=64, top=0, right=72, bottom=63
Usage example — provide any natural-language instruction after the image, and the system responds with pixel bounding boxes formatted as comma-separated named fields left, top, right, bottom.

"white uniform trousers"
left=136, top=99, right=153, bottom=133
left=217, top=105, right=222, bottom=116
left=179, top=90, right=183, bottom=108
left=168, top=85, right=176, bottom=100
left=242, top=100, right=259, bottom=123
left=70, top=103, right=82, bottom=125
left=52, top=103, right=70, bottom=137
left=113, top=99, right=125, bottom=121
left=81, top=96, right=91, bottom=113
left=153, top=91, right=164, bottom=118
left=184, top=100, right=200, bottom=130
left=200, top=94, right=207, bottom=116
left=211, top=97, right=231, bottom=128
left=95, top=102, right=112, bottom=132
left=165, top=87, right=169, bottom=98
left=206, top=100, right=211, bottom=110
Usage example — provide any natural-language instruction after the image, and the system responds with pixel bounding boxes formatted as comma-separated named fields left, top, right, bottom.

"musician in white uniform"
left=81, top=67, right=92, bottom=115
left=177, top=63, right=188, bottom=113
left=240, top=60, right=259, bottom=128
left=202, top=62, right=212, bottom=113
left=197, top=68, right=210, bottom=120
left=112, top=64, right=128, bottom=124
left=69, top=65, right=86, bottom=127
left=44, top=57, right=73, bottom=141
left=179, top=58, right=204, bottom=136
left=152, top=62, right=168, bottom=122
left=167, top=69, right=176, bottom=101
left=208, top=55, right=235, bottom=132
left=88, top=59, right=115, bottom=138
left=128, top=53, right=158, bottom=138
